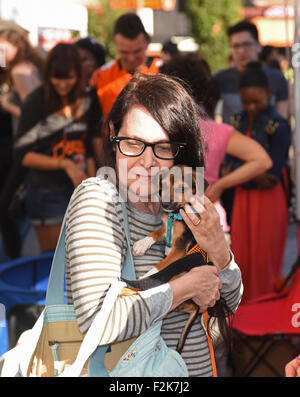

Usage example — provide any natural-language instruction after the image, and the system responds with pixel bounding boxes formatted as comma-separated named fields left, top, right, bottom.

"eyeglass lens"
left=231, top=41, right=255, bottom=51
left=118, top=138, right=180, bottom=159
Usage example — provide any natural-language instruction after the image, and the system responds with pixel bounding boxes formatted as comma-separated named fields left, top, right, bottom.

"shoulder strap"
left=46, top=197, right=136, bottom=305
left=45, top=197, right=137, bottom=377
left=60, top=279, right=126, bottom=377
left=45, top=212, right=68, bottom=305
left=120, top=201, right=136, bottom=281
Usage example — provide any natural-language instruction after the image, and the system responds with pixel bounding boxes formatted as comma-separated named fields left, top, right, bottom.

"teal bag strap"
left=45, top=212, right=68, bottom=305
left=89, top=201, right=136, bottom=377
left=120, top=201, right=136, bottom=281
left=46, top=195, right=136, bottom=376
left=46, top=200, right=136, bottom=305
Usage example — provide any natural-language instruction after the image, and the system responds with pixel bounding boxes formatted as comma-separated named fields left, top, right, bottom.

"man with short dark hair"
left=90, top=13, right=161, bottom=119
left=214, top=20, right=289, bottom=123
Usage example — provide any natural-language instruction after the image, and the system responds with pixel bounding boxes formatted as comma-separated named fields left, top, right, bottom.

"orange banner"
left=110, top=0, right=176, bottom=10
left=252, top=16, right=295, bottom=47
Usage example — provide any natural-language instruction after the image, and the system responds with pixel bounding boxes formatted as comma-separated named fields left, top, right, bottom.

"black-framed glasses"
left=230, top=41, right=256, bottom=51
left=112, top=137, right=187, bottom=160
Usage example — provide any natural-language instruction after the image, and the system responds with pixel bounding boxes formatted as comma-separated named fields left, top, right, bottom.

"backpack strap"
left=120, top=201, right=136, bottom=281
left=88, top=201, right=136, bottom=377
left=46, top=194, right=136, bottom=377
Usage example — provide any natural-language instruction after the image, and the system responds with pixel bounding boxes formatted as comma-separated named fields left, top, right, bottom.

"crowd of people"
left=0, top=12, right=298, bottom=377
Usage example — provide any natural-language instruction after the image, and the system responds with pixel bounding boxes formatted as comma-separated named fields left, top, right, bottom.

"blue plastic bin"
left=0, top=251, right=53, bottom=355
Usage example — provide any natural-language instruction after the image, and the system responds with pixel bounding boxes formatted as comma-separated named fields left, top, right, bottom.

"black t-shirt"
left=14, top=86, right=102, bottom=187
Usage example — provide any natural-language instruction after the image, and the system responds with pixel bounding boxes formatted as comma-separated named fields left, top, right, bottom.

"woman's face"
left=50, top=69, right=78, bottom=98
left=114, top=105, right=174, bottom=202
left=77, top=47, right=97, bottom=84
left=0, top=39, right=18, bottom=65
left=240, top=86, right=270, bottom=121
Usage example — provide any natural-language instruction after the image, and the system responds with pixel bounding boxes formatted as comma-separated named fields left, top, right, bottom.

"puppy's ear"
left=192, top=168, right=207, bottom=195
left=191, top=168, right=197, bottom=195
left=158, top=168, right=170, bottom=201
left=158, top=173, right=163, bottom=197
left=204, top=178, right=209, bottom=191
left=150, top=171, right=164, bottom=203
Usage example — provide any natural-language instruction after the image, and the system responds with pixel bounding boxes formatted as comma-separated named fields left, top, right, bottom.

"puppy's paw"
left=133, top=236, right=155, bottom=256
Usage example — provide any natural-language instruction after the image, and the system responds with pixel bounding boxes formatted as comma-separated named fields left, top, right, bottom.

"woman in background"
left=75, top=36, right=106, bottom=87
left=0, top=28, right=43, bottom=258
left=0, top=28, right=43, bottom=136
left=75, top=36, right=106, bottom=168
left=14, top=43, right=102, bottom=252
left=160, top=53, right=272, bottom=232
left=229, top=62, right=290, bottom=303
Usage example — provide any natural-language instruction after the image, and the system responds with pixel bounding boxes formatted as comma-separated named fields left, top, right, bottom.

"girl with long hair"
left=229, top=62, right=290, bottom=303
left=0, top=28, right=43, bottom=135
left=13, top=42, right=102, bottom=252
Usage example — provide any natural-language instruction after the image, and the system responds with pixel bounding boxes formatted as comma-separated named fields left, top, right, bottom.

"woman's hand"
left=61, top=158, right=88, bottom=187
left=179, top=194, right=231, bottom=271
left=169, top=265, right=222, bottom=313
left=0, top=92, right=21, bottom=116
left=0, top=92, right=11, bottom=110
left=205, top=181, right=224, bottom=203
left=187, top=266, right=221, bottom=310
left=252, top=172, right=278, bottom=189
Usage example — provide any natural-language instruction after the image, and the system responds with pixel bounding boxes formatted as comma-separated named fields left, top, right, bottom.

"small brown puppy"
left=121, top=165, right=232, bottom=354
left=132, top=165, right=207, bottom=276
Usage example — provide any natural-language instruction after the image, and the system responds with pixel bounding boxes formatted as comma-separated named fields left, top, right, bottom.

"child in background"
left=159, top=53, right=271, bottom=235
left=229, top=61, right=291, bottom=303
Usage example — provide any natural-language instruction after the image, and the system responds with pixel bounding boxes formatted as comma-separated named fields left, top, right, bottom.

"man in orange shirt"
left=90, top=13, right=161, bottom=120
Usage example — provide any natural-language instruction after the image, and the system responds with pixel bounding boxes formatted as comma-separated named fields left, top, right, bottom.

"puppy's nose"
left=161, top=202, right=181, bottom=212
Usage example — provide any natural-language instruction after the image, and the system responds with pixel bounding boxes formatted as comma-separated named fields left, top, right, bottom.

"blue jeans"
left=25, top=183, right=74, bottom=226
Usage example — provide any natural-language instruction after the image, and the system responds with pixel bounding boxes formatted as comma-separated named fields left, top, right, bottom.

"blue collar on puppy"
left=163, top=210, right=200, bottom=248
left=164, top=212, right=183, bottom=248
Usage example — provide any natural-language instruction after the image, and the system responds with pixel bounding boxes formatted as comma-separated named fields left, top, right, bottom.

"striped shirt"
left=65, top=176, right=243, bottom=377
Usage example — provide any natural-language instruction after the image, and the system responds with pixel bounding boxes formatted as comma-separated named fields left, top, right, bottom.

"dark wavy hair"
left=227, top=20, right=259, bottom=42
left=113, top=12, right=150, bottom=43
left=160, top=52, right=218, bottom=119
left=239, top=61, right=269, bottom=89
left=0, top=28, right=44, bottom=86
left=43, top=43, right=83, bottom=114
left=75, top=36, right=106, bottom=68
left=104, top=72, right=205, bottom=170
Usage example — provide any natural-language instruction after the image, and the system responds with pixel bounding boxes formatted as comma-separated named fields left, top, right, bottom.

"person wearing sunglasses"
left=64, top=73, right=243, bottom=377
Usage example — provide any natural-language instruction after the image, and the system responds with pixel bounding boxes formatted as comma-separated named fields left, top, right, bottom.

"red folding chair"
left=229, top=263, right=300, bottom=377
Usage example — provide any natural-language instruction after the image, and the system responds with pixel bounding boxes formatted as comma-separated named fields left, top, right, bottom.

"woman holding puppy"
left=65, top=73, right=243, bottom=377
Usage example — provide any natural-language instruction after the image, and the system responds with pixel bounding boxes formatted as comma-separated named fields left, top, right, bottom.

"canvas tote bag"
left=1, top=199, right=188, bottom=377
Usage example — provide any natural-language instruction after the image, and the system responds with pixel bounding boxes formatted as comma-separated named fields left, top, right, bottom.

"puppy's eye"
left=176, top=187, right=185, bottom=194
left=161, top=182, right=168, bottom=191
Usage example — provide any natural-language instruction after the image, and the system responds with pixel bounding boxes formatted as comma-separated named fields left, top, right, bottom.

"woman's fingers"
left=187, top=266, right=222, bottom=310
left=180, top=194, right=231, bottom=271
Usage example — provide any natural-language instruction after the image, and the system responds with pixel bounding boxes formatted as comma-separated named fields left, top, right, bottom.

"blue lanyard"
left=164, top=212, right=183, bottom=248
